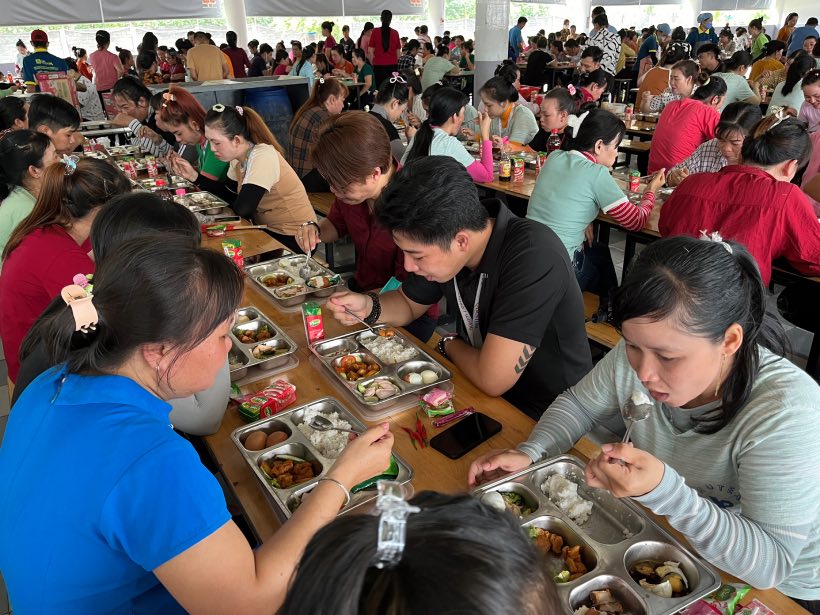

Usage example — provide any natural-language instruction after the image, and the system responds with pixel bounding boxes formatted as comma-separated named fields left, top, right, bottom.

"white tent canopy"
left=5, top=0, right=222, bottom=26
left=244, top=0, right=424, bottom=17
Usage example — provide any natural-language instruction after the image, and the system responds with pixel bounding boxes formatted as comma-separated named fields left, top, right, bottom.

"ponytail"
left=380, top=10, right=392, bottom=53
left=762, top=39, right=786, bottom=58
left=564, top=108, right=625, bottom=153
left=375, top=74, right=410, bottom=106
left=290, top=78, right=349, bottom=136
left=724, top=50, right=752, bottom=72
left=781, top=55, right=815, bottom=96
left=205, top=104, right=286, bottom=156
left=480, top=75, right=519, bottom=104
left=691, top=74, right=727, bottom=102
left=741, top=114, right=810, bottom=168
left=294, top=46, right=315, bottom=76
left=0, top=130, right=52, bottom=201
left=405, top=87, right=467, bottom=163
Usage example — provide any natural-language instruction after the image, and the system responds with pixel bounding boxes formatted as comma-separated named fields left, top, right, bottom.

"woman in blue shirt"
left=0, top=237, right=393, bottom=612
left=293, top=45, right=316, bottom=90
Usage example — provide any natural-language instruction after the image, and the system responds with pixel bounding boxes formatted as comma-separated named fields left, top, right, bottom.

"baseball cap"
left=656, top=23, right=672, bottom=35
left=697, top=13, right=713, bottom=23
left=30, top=29, right=48, bottom=44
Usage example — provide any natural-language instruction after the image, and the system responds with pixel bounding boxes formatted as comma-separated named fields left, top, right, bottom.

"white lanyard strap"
left=453, top=273, right=486, bottom=348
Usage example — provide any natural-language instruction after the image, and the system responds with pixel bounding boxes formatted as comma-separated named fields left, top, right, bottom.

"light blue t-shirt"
left=712, top=72, right=756, bottom=110
left=767, top=79, right=806, bottom=115
left=402, top=126, right=475, bottom=167
left=0, top=367, right=231, bottom=613
left=527, top=150, right=627, bottom=255
left=295, top=59, right=315, bottom=90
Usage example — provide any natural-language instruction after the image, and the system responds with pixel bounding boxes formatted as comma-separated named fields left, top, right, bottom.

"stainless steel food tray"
left=136, top=176, right=198, bottom=192
left=230, top=397, right=414, bottom=523
left=471, top=455, right=721, bottom=615
left=173, top=190, right=230, bottom=214
left=245, top=254, right=344, bottom=308
left=229, top=306, right=298, bottom=381
left=310, top=325, right=452, bottom=413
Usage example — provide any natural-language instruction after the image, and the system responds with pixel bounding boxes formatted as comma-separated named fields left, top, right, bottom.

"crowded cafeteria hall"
left=0, top=0, right=820, bottom=611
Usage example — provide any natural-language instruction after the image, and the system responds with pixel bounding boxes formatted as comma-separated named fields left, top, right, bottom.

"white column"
left=474, top=0, right=509, bottom=101
left=680, top=0, right=702, bottom=33
left=223, top=0, right=250, bottom=50
left=428, top=0, right=445, bottom=37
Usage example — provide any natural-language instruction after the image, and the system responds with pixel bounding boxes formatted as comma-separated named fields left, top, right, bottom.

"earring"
left=714, top=354, right=726, bottom=397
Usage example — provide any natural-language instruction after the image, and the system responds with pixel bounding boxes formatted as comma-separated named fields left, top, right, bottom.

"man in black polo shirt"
left=325, top=156, right=592, bottom=418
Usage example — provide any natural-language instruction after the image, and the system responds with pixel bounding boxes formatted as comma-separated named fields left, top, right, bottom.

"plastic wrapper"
left=679, top=584, right=751, bottom=615
left=234, top=380, right=297, bottom=422
left=735, top=599, right=776, bottom=615
left=302, top=302, right=325, bottom=343
left=221, top=238, right=243, bottom=269
left=418, top=387, right=455, bottom=417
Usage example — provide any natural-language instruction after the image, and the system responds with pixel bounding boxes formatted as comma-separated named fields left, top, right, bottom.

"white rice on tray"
left=360, top=336, right=417, bottom=364
left=297, top=408, right=352, bottom=459
left=542, top=473, right=594, bottom=525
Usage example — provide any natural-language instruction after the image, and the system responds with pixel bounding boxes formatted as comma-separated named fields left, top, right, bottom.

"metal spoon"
left=621, top=397, right=653, bottom=444
left=343, top=307, right=377, bottom=334
left=307, top=415, right=361, bottom=435
left=298, top=245, right=312, bottom=281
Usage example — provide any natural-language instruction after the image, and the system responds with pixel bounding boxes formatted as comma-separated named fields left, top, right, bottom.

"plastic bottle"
left=499, top=140, right=511, bottom=182
left=547, top=129, right=562, bottom=153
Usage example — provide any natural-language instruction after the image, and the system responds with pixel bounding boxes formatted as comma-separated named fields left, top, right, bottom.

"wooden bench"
left=616, top=138, right=651, bottom=174
left=583, top=292, right=622, bottom=350
left=306, top=192, right=337, bottom=267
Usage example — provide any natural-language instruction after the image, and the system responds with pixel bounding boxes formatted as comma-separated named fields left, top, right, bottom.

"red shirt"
left=368, top=28, right=401, bottom=66
left=648, top=98, right=719, bottom=173
left=333, top=59, right=354, bottom=75
left=658, top=165, right=820, bottom=285
left=0, top=226, right=95, bottom=382
left=223, top=47, right=250, bottom=78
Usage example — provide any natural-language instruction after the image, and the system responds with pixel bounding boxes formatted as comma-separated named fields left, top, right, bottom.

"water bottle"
left=547, top=129, right=562, bottom=153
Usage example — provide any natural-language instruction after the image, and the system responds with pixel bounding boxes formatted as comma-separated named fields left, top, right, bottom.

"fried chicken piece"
left=269, top=459, right=294, bottom=476
left=293, top=461, right=315, bottom=481
left=532, top=529, right=552, bottom=554
left=562, top=544, right=587, bottom=575
left=277, top=473, right=295, bottom=488
left=549, top=533, right=564, bottom=554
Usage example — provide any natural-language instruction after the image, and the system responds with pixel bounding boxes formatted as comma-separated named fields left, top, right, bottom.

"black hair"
left=565, top=39, right=580, bottom=50
left=517, top=16, right=528, bottom=24
left=375, top=76, right=410, bottom=106
left=27, top=93, right=80, bottom=132
left=579, top=68, right=608, bottom=92
left=591, top=6, right=605, bottom=16
left=715, top=102, right=762, bottom=141
left=691, top=74, right=727, bottom=102
left=807, top=17, right=819, bottom=26
left=441, top=36, right=451, bottom=48
left=322, top=20, right=335, bottom=33
left=264, top=44, right=277, bottom=57
left=565, top=108, right=625, bottom=153
left=592, top=13, right=609, bottom=28
left=0, top=96, right=27, bottom=131
left=294, top=46, right=315, bottom=75
left=72, top=46, right=87, bottom=59
left=580, top=45, right=603, bottom=63
left=549, top=39, right=563, bottom=53
left=697, top=43, right=724, bottom=72
left=662, top=42, right=692, bottom=66
left=436, top=44, right=449, bottom=57
left=421, top=82, right=445, bottom=107
left=784, top=12, right=799, bottom=23
left=719, top=28, right=734, bottom=40
left=357, top=22, right=375, bottom=49
left=136, top=50, right=156, bottom=72
left=117, top=46, right=133, bottom=65
left=112, top=75, right=152, bottom=105
left=543, top=86, right=576, bottom=116
left=761, top=39, right=786, bottom=57
left=672, top=26, right=687, bottom=41
left=804, top=68, right=820, bottom=87
left=141, top=31, right=158, bottom=53
left=404, top=39, right=421, bottom=54
left=16, top=39, right=25, bottom=48
left=249, top=38, right=259, bottom=49
left=280, top=492, right=559, bottom=615
left=375, top=156, right=489, bottom=250
left=0, top=130, right=52, bottom=200
left=782, top=54, right=816, bottom=95
left=226, top=30, right=238, bottom=49
left=480, top=75, right=519, bottom=103
left=352, top=48, right=367, bottom=64
left=63, top=57, right=78, bottom=72
left=742, top=115, right=811, bottom=168
left=95, top=29, right=111, bottom=48
left=749, top=18, right=763, bottom=31
left=380, top=10, right=393, bottom=53
left=613, top=236, right=788, bottom=434
left=724, top=50, right=752, bottom=73
left=405, top=87, right=468, bottom=163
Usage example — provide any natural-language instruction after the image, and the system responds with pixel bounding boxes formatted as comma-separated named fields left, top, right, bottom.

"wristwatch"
left=436, top=334, right=458, bottom=360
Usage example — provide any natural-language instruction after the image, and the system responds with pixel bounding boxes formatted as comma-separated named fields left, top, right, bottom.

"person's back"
left=522, top=48, right=550, bottom=86
left=187, top=43, right=226, bottom=80
left=787, top=23, right=820, bottom=55
left=420, top=55, right=455, bottom=90
left=636, top=65, right=671, bottom=100
left=89, top=48, right=121, bottom=91
left=22, top=32, right=68, bottom=92
left=649, top=97, right=720, bottom=172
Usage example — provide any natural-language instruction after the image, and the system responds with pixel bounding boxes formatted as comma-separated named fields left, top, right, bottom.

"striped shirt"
left=127, top=115, right=172, bottom=158
left=518, top=342, right=820, bottom=601
left=670, top=138, right=727, bottom=175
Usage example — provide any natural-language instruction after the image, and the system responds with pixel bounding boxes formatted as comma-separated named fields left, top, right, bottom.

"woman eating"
left=636, top=42, right=690, bottom=104
left=402, top=87, right=493, bottom=183
left=527, top=87, right=574, bottom=152
left=749, top=40, right=786, bottom=81
left=767, top=54, right=815, bottom=115
left=640, top=58, right=698, bottom=113
left=0, top=158, right=131, bottom=383
left=574, top=69, right=609, bottom=106
left=287, top=77, right=347, bottom=192
left=667, top=102, right=762, bottom=186
left=527, top=109, right=664, bottom=310
left=718, top=28, right=736, bottom=58
left=479, top=74, right=539, bottom=152
left=351, top=49, right=376, bottom=108
left=0, top=235, right=394, bottom=612
left=294, top=112, right=437, bottom=342
left=468, top=236, right=820, bottom=614
left=369, top=74, right=416, bottom=162
left=110, top=76, right=176, bottom=157
left=713, top=51, right=760, bottom=109
left=159, top=86, right=229, bottom=183
left=659, top=114, right=820, bottom=285
left=292, top=46, right=316, bottom=90
left=0, top=131, right=58, bottom=254
left=648, top=74, right=726, bottom=173
left=798, top=68, right=820, bottom=132
left=756, top=49, right=808, bottom=90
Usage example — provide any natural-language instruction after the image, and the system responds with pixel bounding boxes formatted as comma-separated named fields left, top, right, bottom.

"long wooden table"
left=201, top=228, right=807, bottom=614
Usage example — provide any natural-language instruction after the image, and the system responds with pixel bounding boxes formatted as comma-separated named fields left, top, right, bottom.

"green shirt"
left=712, top=72, right=755, bottom=110
left=459, top=54, right=474, bottom=69
left=421, top=56, right=457, bottom=91
left=355, top=63, right=376, bottom=93
left=751, top=33, right=768, bottom=59
left=527, top=150, right=626, bottom=255
left=0, top=186, right=36, bottom=257
left=197, top=141, right=228, bottom=181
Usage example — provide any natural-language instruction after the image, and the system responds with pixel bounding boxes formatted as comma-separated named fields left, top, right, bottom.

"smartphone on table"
left=430, top=412, right=502, bottom=460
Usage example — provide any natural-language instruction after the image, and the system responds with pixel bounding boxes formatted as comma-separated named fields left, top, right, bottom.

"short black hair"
left=592, top=13, right=609, bottom=28
left=28, top=93, right=80, bottom=132
left=111, top=75, right=152, bottom=105
left=592, top=6, right=606, bottom=16
left=517, top=16, right=528, bottom=24
left=375, top=157, right=489, bottom=250
left=807, top=17, right=818, bottom=26
left=581, top=45, right=603, bottom=63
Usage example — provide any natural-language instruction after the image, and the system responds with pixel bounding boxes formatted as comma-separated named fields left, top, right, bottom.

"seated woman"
left=468, top=236, right=820, bottom=615
left=527, top=86, right=575, bottom=151
left=294, top=112, right=437, bottom=342
left=648, top=74, right=726, bottom=173
left=749, top=40, right=786, bottom=81
left=636, top=42, right=690, bottom=105
left=159, top=86, right=229, bottom=184
left=766, top=54, right=815, bottom=115
left=280, top=491, right=560, bottom=614
left=171, top=104, right=316, bottom=253
left=287, top=77, right=348, bottom=192
left=351, top=49, right=376, bottom=108
left=755, top=49, right=808, bottom=91
left=479, top=73, right=539, bottom=153
left=0, top=130, right=58, bottom=254
left=667, top=101, right=762, bottom=186
left=402, top=87, right=493, bottom=183
left=527, top=109, right=664, bottom=311
left=798, top=68, right=820, bottom=132
left=109, top=76, right=177, bottom=157
left=659, top=114, right=820, bottom=285
left=713, top=51, right=761, bottom=109
left=370, top=73, right=417, bottom=162
left=802, top=129, right=820, bottom=215
left=0, top=158, right=131, bottom=383
left=640, top=58, right=698, bottom=113
left=0, top=97, right=28, bottom=132
left=292, top=46, right=316, bottom=90
left=574, top=68, right=608, bottom=106
left=11, top=192, right=231, bottom=437
left=0, top=236, right=394, bottom=612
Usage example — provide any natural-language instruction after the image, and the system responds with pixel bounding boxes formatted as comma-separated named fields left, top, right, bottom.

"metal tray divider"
left=229, top=308, right=299, bottom=371
left=246, top=257, right=345, bottom=306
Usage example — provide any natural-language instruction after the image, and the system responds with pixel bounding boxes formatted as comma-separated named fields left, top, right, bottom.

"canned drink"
left=121, top=159, right=138, bottom=180
left=629, top=170, right=641, bottom=192
left=512, top=157, right=525, bottom=182
left=82, top=141, right=94, bottom=154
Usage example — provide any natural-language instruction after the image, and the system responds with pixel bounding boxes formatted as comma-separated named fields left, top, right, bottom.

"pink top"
left=325, top=35, right=337, bottom=52
left=648, top=98, right=719, bottom=173
left=802, top=131, right=820, bottom=217
left=798, top=101, right=820, bottom=133
left=89, top=49, right=122, bottom=91
left=368, top=27, right=402, bottom=66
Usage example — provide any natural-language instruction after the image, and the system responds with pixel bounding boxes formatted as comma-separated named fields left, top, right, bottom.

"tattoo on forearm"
left=514, top=345, right=536, bottom=374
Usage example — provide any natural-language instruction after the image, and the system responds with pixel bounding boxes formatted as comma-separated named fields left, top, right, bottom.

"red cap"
left=30, top=29, right=48, bottom=44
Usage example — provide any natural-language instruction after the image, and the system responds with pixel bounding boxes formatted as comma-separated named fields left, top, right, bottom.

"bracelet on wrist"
left=318, top=477, right=351, bottom=506
left=436, top=334, right=458, bottom=360
left=363, top=291, right=381, bottom=325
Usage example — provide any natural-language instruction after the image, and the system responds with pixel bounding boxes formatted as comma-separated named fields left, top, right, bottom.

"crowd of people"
left=0, top=7, right=819, bottom=615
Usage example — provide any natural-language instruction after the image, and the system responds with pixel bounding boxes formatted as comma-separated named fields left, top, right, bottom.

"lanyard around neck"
left=453, top=273, right=487, bottom=348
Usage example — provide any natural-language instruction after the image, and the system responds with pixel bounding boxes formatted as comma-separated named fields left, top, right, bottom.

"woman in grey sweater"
left=469, top=236, right=820, bottom=612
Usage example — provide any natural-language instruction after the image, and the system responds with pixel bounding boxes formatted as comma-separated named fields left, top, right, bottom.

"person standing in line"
left=368, top=10, right=402, bottom=87
left=186, top=32, right=229, bottom=81
left=223, top=31, right=251, bottom=78
left=21, top=30, right=67, bottom=94
left=508, top=16, right=527, bottom=62
left=89, top=31, right=124, bottom=98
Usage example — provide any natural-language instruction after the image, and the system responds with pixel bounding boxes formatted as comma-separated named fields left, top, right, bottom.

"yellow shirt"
left=750, top=57, right=784, bottom=82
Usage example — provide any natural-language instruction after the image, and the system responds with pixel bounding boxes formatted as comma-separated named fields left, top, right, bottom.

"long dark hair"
left=715, top=102, right=762, bottom=140
left=374, top=75, right=410, bottom=106
left=279, top=492, right=560, bottom=615
left=565, top=108, right=625, bottom=153
left=290, top=78, right=348, bottom=136
left=226, top=30, right=238, bottom=49
left=357, top=22, right=374, bottom=49
left=405, top=87, right=467, bottom=163
left=613, top=236, right=788, bottom=434
left=0, top=130, right=52, bottom=200
left=741, top=114, right=811, bottom=168
left=294, top=46, right=315, bottom=75
left=690, top=74, right=727, bottom=102
left=380, top=10, right=392, bottom=53
left=761, top=39, right=786, bottom=58
left=205, top=105, right=285, bottom=156
left=0, top=97, right=27, bottom=131
left=782, top=54, right=815, bottom=95
left=724, top=50, right=753, bottom=72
